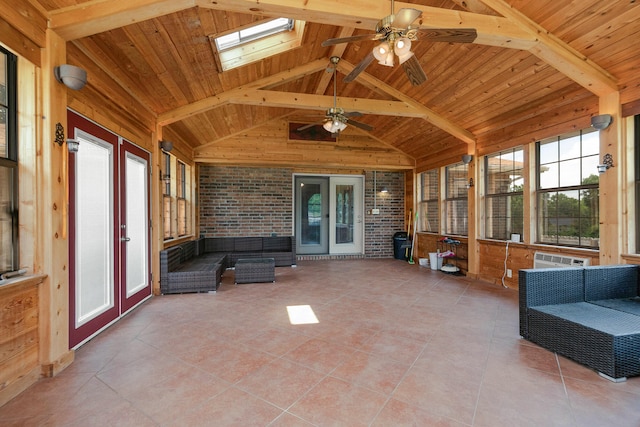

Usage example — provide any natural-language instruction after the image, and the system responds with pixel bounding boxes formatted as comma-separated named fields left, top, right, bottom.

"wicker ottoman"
left=234, top=258, right=275, bottom=284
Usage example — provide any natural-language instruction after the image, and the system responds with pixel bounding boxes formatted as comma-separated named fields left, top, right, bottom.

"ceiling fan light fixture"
left=397, top=50, right=414, bottom=64
left=373, top=42, right=391, bottom=62
left=394, top=37, right=412, bottom=56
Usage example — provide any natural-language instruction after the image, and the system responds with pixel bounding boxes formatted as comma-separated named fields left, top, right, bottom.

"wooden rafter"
left=336, top=61, right=476, bottom=144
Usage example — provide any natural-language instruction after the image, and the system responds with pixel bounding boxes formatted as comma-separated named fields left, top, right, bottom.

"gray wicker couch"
left=519, top=265, right=640, bottom=381
left=159, top=239, right=226, bottom=294
left=204, top=236, right=296, bottom=267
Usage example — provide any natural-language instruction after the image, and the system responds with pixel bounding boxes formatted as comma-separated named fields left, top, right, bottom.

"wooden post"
left=37, top=29, right=74, bottom=376
left=598, top=91, right=623, bottom=265
left=466, top=148, right=478, bottom=278
left=152, top=126, right=162, bottom=295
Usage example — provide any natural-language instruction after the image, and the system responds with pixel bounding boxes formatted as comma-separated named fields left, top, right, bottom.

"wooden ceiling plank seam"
left=68, top=39, right=159, bottom=119
left=119, top=23, right=191, bottom=109
left=336, top=60, right=476, bottom=144
left=478, top=0, right=618, bottom=96
left=158, top=58, right=331, bottom=125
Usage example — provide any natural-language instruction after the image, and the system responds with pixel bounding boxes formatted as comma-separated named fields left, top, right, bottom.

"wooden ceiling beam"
left=49, top=0, right=197, bottom=41
left=478, top=0, right=619, bottom=96
left=228, top=90, right=423, bottom=118
left=336, top=61, right=476, bottom=145
left=158, top=58, right=328, bottom=125
left=49, top=0, right=534, bottom=50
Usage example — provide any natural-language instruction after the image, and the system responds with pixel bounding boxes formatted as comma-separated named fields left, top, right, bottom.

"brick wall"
left=364, top=171, right=406, bottom=258
left=199, top=166, right=293, bottom=237
left=199, top=166, right=405, bottom=257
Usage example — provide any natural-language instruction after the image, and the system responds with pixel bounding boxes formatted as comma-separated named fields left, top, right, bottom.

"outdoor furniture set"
left=159, top=236, right=295, bottom=293
left=519, top=264, right=640, bottom=381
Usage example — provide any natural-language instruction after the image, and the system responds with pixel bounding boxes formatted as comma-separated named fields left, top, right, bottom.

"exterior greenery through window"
left=0, top=47, right=17, bottom=274
left=485, top=147, right=524, bottom=240
left=445, top=162, right=468, bottom=236
left=418, top=169, right=439, bottom=232
left=537, top=129, right=599, bottom=248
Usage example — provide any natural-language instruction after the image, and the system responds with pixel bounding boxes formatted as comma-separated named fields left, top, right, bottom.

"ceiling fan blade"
left=401, top=54, right=428, bottom=86
left=418, top=28, right=478, bottom=43
left=297, top=122, right=324, bottom=132
left=347, top=119, right=374, bottom=132
left=321, top=33, right=379, bottom=47
left=344, top=111, right=363, bottom=118
left=393, top=8, right=423, bottom=28
left=344, top=51, right=375, bottom=83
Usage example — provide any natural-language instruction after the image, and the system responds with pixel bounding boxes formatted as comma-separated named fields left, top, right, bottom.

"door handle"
left=121, top=237, right=131, bottom=242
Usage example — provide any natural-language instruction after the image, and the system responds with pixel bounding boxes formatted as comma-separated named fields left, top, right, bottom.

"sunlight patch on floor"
left=286, top=305, right=319, bottom=325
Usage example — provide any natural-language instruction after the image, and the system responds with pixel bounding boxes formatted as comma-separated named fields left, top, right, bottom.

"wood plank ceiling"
left=35, top=0, right=640, bottom=169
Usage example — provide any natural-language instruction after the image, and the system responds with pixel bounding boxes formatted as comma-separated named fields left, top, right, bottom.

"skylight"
left=215, top=18, right=294, bottom=51
left=210, top=18, right=305, bottom=72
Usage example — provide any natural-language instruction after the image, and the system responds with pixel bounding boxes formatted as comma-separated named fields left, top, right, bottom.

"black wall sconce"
left=597, top=153, right=614, bottom=173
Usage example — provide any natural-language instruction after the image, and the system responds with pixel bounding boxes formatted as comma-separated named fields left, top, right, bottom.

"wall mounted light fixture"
left=160, top=140, right=174, bottom=152
left=591, top=114, right=613, bottom=130
left=54, top=64, right=87, bottom=90
left=66, top=138, right=80, bottom=153
left=597, top=153, right=614, bottom=173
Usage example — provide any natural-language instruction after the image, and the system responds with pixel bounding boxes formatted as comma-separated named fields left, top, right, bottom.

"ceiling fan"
left=321, top=0, right=477, bottom=86
left=297, top=56, right=374, bottom=136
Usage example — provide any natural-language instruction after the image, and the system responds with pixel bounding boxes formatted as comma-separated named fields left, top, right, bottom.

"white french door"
left=329, top=176, right=363, bottom=254
left=295, top=175, right=363, bottom=255
left=68, top=111, right=151, bottom=348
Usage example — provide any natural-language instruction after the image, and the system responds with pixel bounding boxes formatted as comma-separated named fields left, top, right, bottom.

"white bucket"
left=429, top=253, right=443, bottom=270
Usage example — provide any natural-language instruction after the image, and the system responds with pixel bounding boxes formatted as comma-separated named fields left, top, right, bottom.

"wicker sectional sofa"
left=159, top=236, right=296, bottom=294
left=159, top=239, right=226, bottom=294
left=204, top=236, right=296, bottom=267
left=519, top=265, right=640, bottom=381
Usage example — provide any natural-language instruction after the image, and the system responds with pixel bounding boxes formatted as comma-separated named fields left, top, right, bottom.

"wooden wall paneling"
left=477, top=239, right=600, bottom=289
left=0, top=17, right=41, bottom=66
left=0, top=278, right=43, bottom=407
left=18, top=58, right=38, bottom=272
left=598, top=91, right=624, bottom=265
left=38, top=29, right=74, bottom=378
left=0, top=0, right=47, bottom=49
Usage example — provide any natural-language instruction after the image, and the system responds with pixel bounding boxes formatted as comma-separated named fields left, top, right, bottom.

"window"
left=537, top=129, right=599, bottom=247
left=444, top=162, right=468, bottom=236
left=485, top=147, right=524, bottom=240
left=162, top=152, right=171, bottom=240
left=176, top=161, right=187, bottom=236
left=211, top=18, right=305, bottom=71
left=0, top=47, right=17, bottom=275
left=418, top=169, right=439, bottom=232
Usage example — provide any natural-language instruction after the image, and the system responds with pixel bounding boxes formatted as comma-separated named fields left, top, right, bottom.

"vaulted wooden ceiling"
left=32, top=0, right=640, bottom=169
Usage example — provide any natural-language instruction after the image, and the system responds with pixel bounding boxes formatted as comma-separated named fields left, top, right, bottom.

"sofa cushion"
left=584, top=265, right=639, bottom=301
left=234, top=237, right=263, bottom=252
left=263, top=236, right=291, bottom=252
left=206, top=237, right=234, bottom=253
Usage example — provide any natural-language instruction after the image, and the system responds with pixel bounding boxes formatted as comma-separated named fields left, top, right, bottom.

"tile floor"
left=2, top=259, right=640, bottom=426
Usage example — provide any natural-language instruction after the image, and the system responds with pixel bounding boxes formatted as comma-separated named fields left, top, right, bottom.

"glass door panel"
left=295, top=176, right=328, bottom=254
left=120, top=144, right=151, bottom=312
left=74, top=135, right=115, bottom=325
left=330, top=176, right=363, bottom=254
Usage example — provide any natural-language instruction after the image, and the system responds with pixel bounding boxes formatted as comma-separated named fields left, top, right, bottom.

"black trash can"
left=393, top=231, right=408, bottom=260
